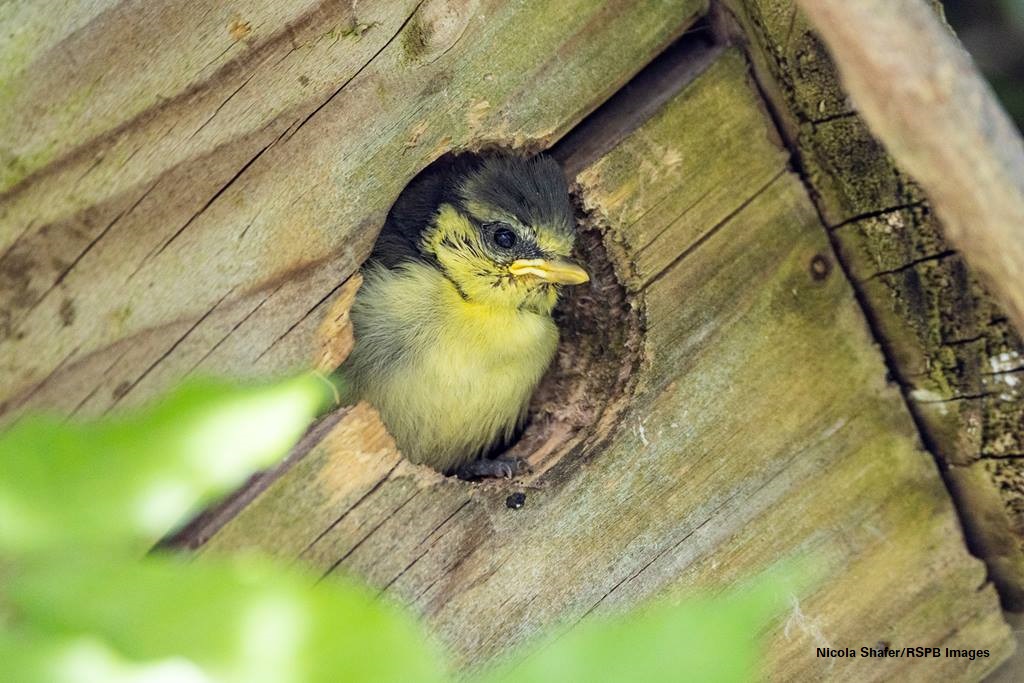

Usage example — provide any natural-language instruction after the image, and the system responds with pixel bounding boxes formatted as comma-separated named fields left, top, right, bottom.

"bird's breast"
left=346, top=263, right=560, bottom=471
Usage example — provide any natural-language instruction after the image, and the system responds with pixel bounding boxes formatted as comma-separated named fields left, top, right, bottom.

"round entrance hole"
left=353, top=152, right=643, bottom=483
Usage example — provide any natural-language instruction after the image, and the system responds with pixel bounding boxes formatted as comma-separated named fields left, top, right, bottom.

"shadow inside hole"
left=500, top=211, right=643, bottom=483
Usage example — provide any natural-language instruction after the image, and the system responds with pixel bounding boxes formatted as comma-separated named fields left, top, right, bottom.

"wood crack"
left=299, top=460, right=401, bottom=558
left=285, top=0, right=428, bottom=143
left=863, top=250, right=958, bottom=281
left=419, top=498, right=472, bottom=546
left=946, top=334, right=987, bottom=347
left=186, top=283, right=283, bottom=375
left=104, top=286, right=236, bottom=413
left=579, top=408, right=839, bottom=622
left=635, top=186, right=715, bottom=253
left=379, top=547, right=432, bottom=595
left=199, top=42, right=239, bottom=75
left=579, top=486, right=741, bottom=621
left=642, top=169, right=785, bottom=290
left=0, top=220, right=36, bottom=264
left=254, top=277, right=349, bottom=363
left=419, top=537, right=489, bottom=605
left=381, top=501, right=476, bottom=596
left=912, top=391, right=996, bottom=404
left=0, top=0, right=366, bottom=204
left=983, top=366, right=1024, bottom=377
left=828, top=201, right=928, bottom=231
left=318, top=488, right=422, bottom=581
left=4, top=344, right=80, bottom=416
left=188, top=71, right=259, bottom=141
left=127, top=126, right=290, bottom=280
left=9, top=179, right=161, bottom=333
left=808, top=111, right=858, bottom=126
left=73, top=153, right=107, bottom=190
left=69, top=348, right=130, bottom=417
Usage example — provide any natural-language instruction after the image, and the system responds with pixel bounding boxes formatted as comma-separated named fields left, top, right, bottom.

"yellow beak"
left=508, top=258, right=590, bottom=285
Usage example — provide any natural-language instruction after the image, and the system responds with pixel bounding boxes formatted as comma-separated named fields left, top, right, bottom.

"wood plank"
left=201, top=49, right=1013, bottom=679
left=0, top=0, right=707, bottom=420
left=796, top=0, right=1024, bottom=337
left=722, top=0, right=1024, bottom=609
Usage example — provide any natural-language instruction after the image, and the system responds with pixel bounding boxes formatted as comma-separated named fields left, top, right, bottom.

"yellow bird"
left=334, top=154, right=589, bottom=478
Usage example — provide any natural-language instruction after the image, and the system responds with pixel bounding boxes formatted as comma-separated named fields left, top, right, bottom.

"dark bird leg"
left=456, top=456, right=529, bottom=480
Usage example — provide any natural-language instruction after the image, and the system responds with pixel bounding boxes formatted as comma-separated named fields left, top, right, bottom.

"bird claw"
left=456, top=457, right=529, bottom=481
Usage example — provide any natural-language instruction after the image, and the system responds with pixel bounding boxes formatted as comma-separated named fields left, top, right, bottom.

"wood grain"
left=723, top=0, right=1024, bottom=609
left=201, top=50, right=1013, bottom=680
left=0, top=0, right=707, bottom=420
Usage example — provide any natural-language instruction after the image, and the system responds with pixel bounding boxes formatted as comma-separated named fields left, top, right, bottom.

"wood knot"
left=401, top=0, right=477, bottom=64
left=810, top=253, right=832, bottom=281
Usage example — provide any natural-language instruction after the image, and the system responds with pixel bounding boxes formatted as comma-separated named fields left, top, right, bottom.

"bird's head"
left=417, top=154, right=589, bottom=315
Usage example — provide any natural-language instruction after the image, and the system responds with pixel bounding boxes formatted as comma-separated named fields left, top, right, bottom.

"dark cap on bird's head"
left=370, top=152, right=588, bottom=312
left=456, top=155, right=575, bottom=240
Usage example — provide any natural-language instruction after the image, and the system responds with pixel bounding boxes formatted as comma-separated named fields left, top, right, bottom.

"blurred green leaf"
left=3, top=553, right=446, bottom=683
left=474, top=567, right=803, bottom=683
left=0, top=370, right=809, bottom=683
left=0, top=375, right=331, bottom=554
left=0, top=631, right=217, bottom=683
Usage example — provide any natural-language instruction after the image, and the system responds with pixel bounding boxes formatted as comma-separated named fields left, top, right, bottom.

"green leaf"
left=3, top=553, right=447, bottom=683
left=0, top=631, right=217, bottom=683
left=0, top=374, right=331, bottom=554
left=474, top=566, right=804, bottom=683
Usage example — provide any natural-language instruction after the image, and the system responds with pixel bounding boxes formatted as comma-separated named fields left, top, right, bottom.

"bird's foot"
left=456, top=457, right=529, bottom=481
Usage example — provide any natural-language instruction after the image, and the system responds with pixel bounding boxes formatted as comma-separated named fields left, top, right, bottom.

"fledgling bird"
left=334, top=153, right=589, bottom=479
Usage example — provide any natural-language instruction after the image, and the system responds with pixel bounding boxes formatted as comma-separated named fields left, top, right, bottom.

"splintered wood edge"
left=313, top=272, right=362, bottom=374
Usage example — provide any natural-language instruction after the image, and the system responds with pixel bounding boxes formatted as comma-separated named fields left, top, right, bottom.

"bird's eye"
left=493, top=226, right=517, bottom=249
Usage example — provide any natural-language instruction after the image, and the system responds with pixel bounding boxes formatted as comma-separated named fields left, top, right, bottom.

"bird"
left=332, top=153, right=589, bottom=479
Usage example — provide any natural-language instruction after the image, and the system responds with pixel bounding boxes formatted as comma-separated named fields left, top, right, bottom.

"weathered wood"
left=794, top=0, right=1024, bottom=338
left=721, top=0, right=1024, bottom=609
left=200, top=50, right=1013, bottom=679
left=0, top=0, right=707, bottom=420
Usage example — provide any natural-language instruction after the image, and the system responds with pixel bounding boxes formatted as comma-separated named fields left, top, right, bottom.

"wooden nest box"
left=3, top=0, right=1024, bottom=679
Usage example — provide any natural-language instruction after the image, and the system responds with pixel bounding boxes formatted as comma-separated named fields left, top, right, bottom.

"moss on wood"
left=724, top=0, right=1024, bottom=610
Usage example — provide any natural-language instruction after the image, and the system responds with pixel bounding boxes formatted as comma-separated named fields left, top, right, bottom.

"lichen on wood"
left=722, top=0, right=1024, bottom=610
